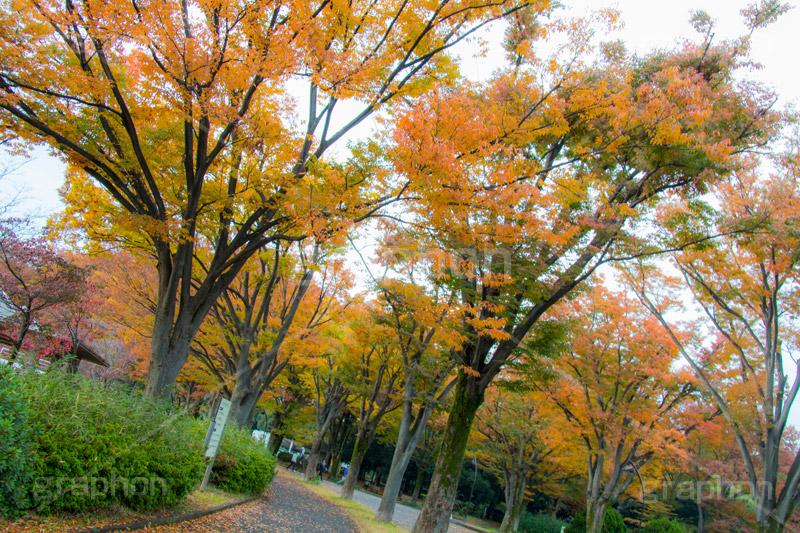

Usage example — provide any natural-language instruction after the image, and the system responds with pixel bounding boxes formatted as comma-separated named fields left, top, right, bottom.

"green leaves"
left=0, top=365, right=35, bottom=516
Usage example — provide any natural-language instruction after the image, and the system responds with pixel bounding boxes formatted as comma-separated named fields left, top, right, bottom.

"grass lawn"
left=0, top=486, right=245, bottom=533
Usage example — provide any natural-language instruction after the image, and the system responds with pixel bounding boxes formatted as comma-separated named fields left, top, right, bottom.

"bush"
left=210, top=424, right=276, bottom=495
left=566, top=507, right=628, bottom=533
left=0, top=365, right=36, bottom=516
left=184, top=415, right=277, bottom=495
left=277, top=451, right=293, bottom=464
left=603, top=507, right=627, bottom=533
left=19, top=370, right=205, bottom=513
left=643, top=517, right=685, bottom=533
left=519, top=512, right=567, bottom=533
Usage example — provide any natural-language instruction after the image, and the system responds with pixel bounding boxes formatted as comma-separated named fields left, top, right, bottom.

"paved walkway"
left=283, top=468, right=471, bottom=532
left=151, top=468, right=473, bottom=532
left=149, top=472, right=358, bottom=533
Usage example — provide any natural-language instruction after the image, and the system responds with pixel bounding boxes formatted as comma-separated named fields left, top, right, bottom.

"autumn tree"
left=191, top=241, right=351, bottom=427
left=672, top=399, right=743, bottom=532
left=265, top=366, right=312, bottom=455
left=538, top=285, right=692, bottom=533
left=302, top=322, right=352, bottom=482
left=0, top=0, right=538, bottom=398
left=353, top=241, right=462, bottom=522
left=374, top=5, right=782, bottom=530
left=0, top=219, right=89, bottom=358
left=627, top=147, right=800, bottom=533
left=339, top=304, right=403, bottom=499
left=473, top=382, right=557, bottom=533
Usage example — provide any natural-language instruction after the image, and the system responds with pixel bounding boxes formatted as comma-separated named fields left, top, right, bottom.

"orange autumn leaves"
left=541, top=286, right=691, bottom=465
left=473, top=285, right=694, bottom=511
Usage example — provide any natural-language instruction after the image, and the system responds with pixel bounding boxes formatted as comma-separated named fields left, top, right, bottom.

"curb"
left=70, top=495, right=259, bottom=533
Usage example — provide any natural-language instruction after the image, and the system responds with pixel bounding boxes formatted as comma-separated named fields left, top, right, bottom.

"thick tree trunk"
left=411, top=372, right=484, bottom=533
left=144, top=318, right=193, bottom=399
left=376, top=441, right=417, bottom=521
left=144, top=246, right=203, bottom=399
left=341, top=425, right=369, bottom=498
left=268, top=432, right=283, bottom=455
left=586, top=455, right=609, bottom=533
left=304, top=433, right=324, bottom=481
left=229, top=375, right=257, bottom=428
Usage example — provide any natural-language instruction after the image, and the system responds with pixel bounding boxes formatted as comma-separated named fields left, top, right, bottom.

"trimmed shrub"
left=210, top=425, right=276, bottom=495
left=0, top=365, right=36, bottom=516
left=276, top=451, right=293, bottom=464
left=566, top=507, right=628, bottom=533
left=603, top=507, right=627, bottom=533
left=19, top=370, right=205, bottom=513
left=519, top=512, right=567, bottom=533
left=643, top=517, right=685, bottom=533
left=184, top=415, right=277, bottom=495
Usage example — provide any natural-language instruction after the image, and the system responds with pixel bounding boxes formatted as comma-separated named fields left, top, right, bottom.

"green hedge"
left=519, top=512, right=567, bottom=533
left=186, top=418, right=276, bottom=495
left=211, top=425, right=276, bottom=494
left=642, top=517, right=686, bottom=533
left=16, top=370, right=205, bottom=513
left=0, top=369, right=277, bottom=517
left=566, top=507, right=627, bottom=533
left=0, top=365, right=36, bottom=516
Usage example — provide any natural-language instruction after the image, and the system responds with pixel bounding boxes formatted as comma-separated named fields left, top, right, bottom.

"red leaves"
left=0, top=218, right=90, bottom=353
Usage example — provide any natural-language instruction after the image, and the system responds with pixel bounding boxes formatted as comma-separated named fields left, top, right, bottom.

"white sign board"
left=205, top=398, right=231, bottom=458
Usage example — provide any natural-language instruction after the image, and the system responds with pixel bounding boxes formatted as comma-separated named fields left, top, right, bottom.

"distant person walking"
left=336, top=464, right=349, bottom=485
left=290, top=451, right=300, bottom=472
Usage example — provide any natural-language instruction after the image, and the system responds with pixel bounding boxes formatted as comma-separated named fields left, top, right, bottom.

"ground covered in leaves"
left=0, top=486, right=244, bottom=533
left=147, top=473, right=358, bottom=533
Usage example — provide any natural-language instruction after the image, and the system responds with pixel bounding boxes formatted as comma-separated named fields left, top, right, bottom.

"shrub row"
left=17, top=370, right=205, bottom=513
left=0, top=365, right=36, bottom=516
left=561, top=508, right=687, bottom=533
left=184, top=418, right=277, bottom=495
left=519, top=512, right=566, bottom=533
left=564, top=508, right=627, bottom=533
left=0, top=368, right=275, bottom=516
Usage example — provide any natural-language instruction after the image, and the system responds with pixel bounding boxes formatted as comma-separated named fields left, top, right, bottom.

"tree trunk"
left=330, top=418, right=353, bottom=484
left=587, top=502, right=606, bottom=533
left=375, top=401, right=437, bottom=522
left=144, top=247, right=198, bottom=399
left=304, top=432, right=324, bottom=481
left=550, top=495, right=563, bottom=518
left=268, top=432, right=283, bottom=455
left=144, top=319, right=192, bottom=399
left=499, top=471, right=528, bottom=533
left=697, top=502, right=704, bottom=533
left=411, top=372, right=484, bottom=533
left=342, top=444, right=367, bottom=499
left=229, top=374, right=257, bottom=427
left=412, top=463, right=425, bottom=502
